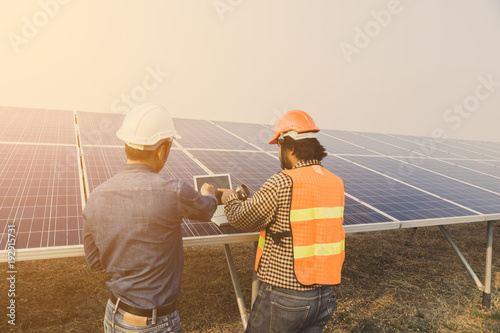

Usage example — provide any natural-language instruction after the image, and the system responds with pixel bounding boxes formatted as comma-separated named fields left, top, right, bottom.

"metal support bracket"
left=439, top=221, right=496, bottom=309
left=251, top=241, right=260, bottom=308
left=482, top=221, right=495, bottom=309
left=223, top=244, right=248, bottom=329
left=439, top=225, right=484, bottom=291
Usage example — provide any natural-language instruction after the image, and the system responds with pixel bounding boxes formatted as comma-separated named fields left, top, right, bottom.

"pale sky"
left=1, top=0, right=499, bottom=142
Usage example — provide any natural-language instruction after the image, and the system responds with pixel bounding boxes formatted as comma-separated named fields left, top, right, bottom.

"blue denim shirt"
left=83, top=163, right=217, bottom=309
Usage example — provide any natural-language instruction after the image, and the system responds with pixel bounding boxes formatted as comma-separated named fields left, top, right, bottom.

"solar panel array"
left=0, top=106, right=499, bottom=254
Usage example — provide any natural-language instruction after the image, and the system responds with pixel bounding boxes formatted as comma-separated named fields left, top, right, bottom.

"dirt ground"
left=1, top=222, right=499, bottom=332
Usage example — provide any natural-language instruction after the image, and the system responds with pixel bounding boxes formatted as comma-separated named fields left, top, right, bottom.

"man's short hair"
left=124, top=140, right=171, bottom=162
left=280, top=136, right=327, bottom=161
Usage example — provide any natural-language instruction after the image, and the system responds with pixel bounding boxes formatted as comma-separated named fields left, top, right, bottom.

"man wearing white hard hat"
left=83, top=104, right=217, bottom=332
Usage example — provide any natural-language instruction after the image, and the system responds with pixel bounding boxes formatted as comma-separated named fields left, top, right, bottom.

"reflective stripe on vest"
left=290, top=207, right=344, bottom=222
left=254, top=230, right=266, bottom=271
left=294, top=239, right=345, bottom=259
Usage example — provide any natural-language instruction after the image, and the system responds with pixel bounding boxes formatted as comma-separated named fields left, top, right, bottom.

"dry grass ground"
left=1, top=222, right=499, bottom=332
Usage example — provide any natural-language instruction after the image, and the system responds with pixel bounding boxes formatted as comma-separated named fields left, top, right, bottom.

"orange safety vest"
left=255, top=164, right=345, bottom=285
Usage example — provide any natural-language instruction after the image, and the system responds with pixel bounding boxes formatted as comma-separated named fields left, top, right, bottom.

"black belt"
left=109, top=293, right=176, bottom=318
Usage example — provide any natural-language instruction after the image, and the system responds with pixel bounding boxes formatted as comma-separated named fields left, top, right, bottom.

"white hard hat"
left=116, top=104, right=181, bottom=150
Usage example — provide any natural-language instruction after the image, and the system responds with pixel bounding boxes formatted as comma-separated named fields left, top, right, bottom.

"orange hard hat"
left=269, top=110, right=320, bottom=144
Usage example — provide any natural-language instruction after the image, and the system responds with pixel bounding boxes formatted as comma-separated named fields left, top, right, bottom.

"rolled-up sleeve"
left=224, top=176, right=279, bottom=232
left=179, top=180, right=217, bottom=221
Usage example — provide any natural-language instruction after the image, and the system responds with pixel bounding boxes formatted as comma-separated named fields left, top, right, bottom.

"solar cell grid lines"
left=173, top=118, right=256, bottom=150
left=322, top=129, right=419, bottom=157
left=396, top=135, right=495, bottom=160
left=180, top=218, right=243, bottom=238
left=0, top=144, right=82, bottom=249
left=187, top=150, right=281, bottom=194
left=0, top=107, right=76, bottom=144
left=77, top=111, right=125, bottom=146
left=321, top=155, right=474, bottom=221
left=394, top=157, right=500, bottom=194
left=212, top=121, right=277, bottom=152
left=343, top=196, right=391, bottom=225
left=358, top=132, right=463, bottom=159
left=82, top=147, right=207, bottom=192
left=318, top=132, right=377, bottom=156
left=437, top=159, right=500, bottom=178
left=442, top=140, right=500, bottom=160
left=345, top=155, right=500, bottom=215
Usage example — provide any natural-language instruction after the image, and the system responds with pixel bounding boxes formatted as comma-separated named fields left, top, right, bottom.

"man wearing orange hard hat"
left=221, top=110, right=345, bottom=332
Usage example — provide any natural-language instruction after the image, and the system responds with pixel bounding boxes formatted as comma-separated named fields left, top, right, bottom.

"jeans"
left=246, top=283, right=336, bottom=333
left=103, top=299, right=183, bottom=333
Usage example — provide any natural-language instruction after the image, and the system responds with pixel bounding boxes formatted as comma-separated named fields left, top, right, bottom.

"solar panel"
left=212, top=121, right=277, bottom=152
left=441, top=140, right=500, bottom=160
left=181, top=219, right=244, bottom=238
left=318, top=132, right=377, bottom=156
left=1, top=107, right=499, bottom=258
left=344, top=155, right=500, bottom=214
left=343, top=196, right=392, bottom=225
left=77, top=111, right=125, bottom=146
left=393, top=157, right=500, bottom=195
left=322, top=129, right=421, bottom=157
left=392, top=134, right=491, bottom=160
left=0, top=106, right=76, bottom=144
left=173, top=119, right=257, bottom=150
left=322, top=155, right=474, bottom=221
left=187, top=150, right=280, bottom=194
left=436, top=159, right=500, bottom=178
left=0, top=144, right=83, bottom=250
left=82, top=147, right=207, bottom=192
left=357, top=132, right=463, bottom=159
left=482, top=141, right=500, bottom=150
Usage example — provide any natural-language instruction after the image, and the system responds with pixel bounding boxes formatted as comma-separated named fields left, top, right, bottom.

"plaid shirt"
left=224, top=159, right=324, bottom=290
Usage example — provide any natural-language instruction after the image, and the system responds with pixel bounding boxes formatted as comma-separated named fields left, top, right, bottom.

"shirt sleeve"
left=82, top=210, right=104, bottom=271
left=179, top=180, right=218, bottom=221
left=224, top=175, right=279, bottom=232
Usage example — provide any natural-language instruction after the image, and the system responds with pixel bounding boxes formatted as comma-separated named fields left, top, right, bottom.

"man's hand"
left=218, top=188, right=236, bottom=204
left=200, top=183, right=215, bottom=196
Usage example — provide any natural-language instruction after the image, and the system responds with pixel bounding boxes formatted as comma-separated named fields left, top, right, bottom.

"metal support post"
left=439, top=225, right=484, bottom=290
left=251, top=241, right=260, bottom=308
left=482, top=221, right=495, bottom=309
left=223, top=244, right=248, bottom=329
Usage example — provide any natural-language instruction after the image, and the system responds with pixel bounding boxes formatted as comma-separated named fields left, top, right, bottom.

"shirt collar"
left=292, top=159, right=322, bottom=169
left=119, top=163, right=157, bottom=174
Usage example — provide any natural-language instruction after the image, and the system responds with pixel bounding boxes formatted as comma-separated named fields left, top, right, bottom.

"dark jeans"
left=246, top=282, right=336, bottom=333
